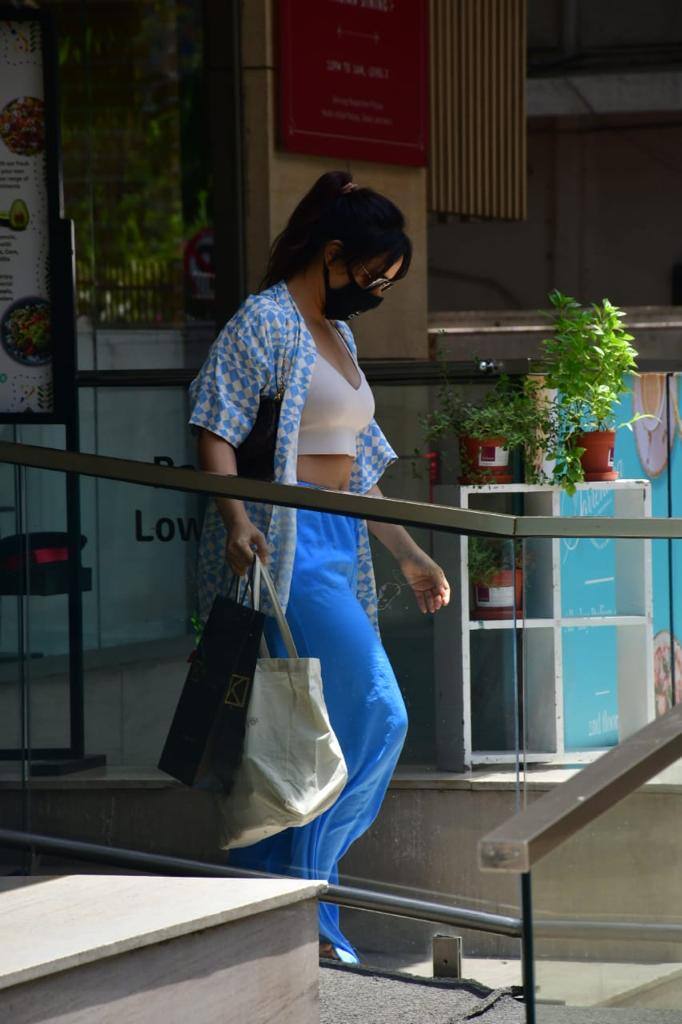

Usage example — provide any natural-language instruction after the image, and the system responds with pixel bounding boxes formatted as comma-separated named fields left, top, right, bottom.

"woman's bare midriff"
left=297, top=453, right=355, bottom=491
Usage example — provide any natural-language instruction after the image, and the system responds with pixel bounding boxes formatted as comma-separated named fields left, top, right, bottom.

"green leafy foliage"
left=419, top=292, right=647, bottom=495
left=57, top=2, right=209, bottom=325
left=419, top=372, right=553, bottom=484
left=190, top=612, right=204, bottom=646
left=468, top=538, right=521, bottom=585
left=540, top=290, right=644, bottom=494
left=542, top=290, right=638, bottom=432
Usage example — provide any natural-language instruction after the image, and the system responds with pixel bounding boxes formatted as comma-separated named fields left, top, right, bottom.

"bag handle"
left=223, top=557, right=255, bottom=605
left=252, top=556, right=298, bottom=659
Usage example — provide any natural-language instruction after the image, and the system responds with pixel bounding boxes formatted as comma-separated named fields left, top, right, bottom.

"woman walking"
left=189, top=171, right=450, bottom=962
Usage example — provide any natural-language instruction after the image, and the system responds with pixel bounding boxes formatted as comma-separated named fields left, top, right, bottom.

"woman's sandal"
left=319, top=941, right=341, bottom=961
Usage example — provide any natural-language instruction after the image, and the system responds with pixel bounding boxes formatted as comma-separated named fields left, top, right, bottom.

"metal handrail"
left=2, top=440, right=682, bottom=539
left=479, top=702, right=682, bottom=874
left=0, top=440, right=513, bottom=537
left=74, top=360, right=499, bottom=389
left=0, top=827, right=522, bottom=938
left=513, top=513, right=682, bottom=539
left=2, top=826, right=681, bottom=944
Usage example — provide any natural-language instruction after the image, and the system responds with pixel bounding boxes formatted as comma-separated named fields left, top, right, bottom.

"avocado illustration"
left=0, top=199, right=29, bottom=231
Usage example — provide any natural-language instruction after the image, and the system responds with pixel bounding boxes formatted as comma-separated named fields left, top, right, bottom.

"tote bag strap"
left=252, top=556, right=299, bottom=659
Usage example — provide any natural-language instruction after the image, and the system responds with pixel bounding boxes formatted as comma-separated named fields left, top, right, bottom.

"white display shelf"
left=472, top=749, right=611, bottom=767
left=468, top=618, right=553, bottom=630
left=560, top=615, right=649, bottom=629
left=468, top=615, right=650, bottom=631
left=433, top=480, right=654, bottom=770
left=457, top=479, right=651, bottom=495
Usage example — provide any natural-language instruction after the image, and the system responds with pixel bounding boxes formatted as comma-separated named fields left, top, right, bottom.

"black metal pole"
left=60, top=218, right=85, bottom=760
left=65, top=442, right=84, bottom=759
left=14, top=465, right=31, bottom=872
left=521, top=872, right=537, bottom=1024
left=205, top=0, right=246, bottom=324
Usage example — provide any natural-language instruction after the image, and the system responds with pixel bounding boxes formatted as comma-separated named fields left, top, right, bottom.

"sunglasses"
left=357, top=261, right=397, bottom=293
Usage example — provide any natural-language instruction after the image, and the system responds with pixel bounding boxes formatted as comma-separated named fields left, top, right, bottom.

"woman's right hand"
left=225, top=516, right=270, bottom=576
left=196, top=430, right=270, bottom=575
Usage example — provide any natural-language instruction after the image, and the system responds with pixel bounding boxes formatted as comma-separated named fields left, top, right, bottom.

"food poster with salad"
left=0, top=18, right=52, bottom=414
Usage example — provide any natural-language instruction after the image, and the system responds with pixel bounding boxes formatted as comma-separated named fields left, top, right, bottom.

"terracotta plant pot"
left=471, top=568, right=523, bottom=621
left=576, top=430, right=618, bottom=482
left=459, top=436, right=512, bottom=484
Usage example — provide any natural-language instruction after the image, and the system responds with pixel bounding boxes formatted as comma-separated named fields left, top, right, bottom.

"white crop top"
left=297, top=351, right=375, bottom=457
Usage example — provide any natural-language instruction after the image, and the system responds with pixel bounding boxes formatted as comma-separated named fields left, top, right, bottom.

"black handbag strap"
left=223, top=558, right=256, bottom=606
left=273, top=312, right=301, bottom=400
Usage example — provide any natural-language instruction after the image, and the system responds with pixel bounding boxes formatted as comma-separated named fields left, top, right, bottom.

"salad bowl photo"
left=0, top=96, right=45, bottom=156
left=1, top=297, right=51, bottom=365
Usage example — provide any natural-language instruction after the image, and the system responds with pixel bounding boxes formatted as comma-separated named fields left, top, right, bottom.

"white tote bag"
left=217, top=557, right=348, bottom=850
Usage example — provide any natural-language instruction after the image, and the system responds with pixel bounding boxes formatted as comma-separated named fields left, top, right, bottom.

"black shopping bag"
left=159, top=581, right=264, bottom=791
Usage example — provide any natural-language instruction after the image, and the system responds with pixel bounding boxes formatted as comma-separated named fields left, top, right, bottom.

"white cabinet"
left=433, top=481, right=654, bottom=770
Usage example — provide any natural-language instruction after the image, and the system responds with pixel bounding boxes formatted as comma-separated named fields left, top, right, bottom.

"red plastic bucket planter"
left=576, top=430, right=618, bottom=482
left=471, top=568, right=523, bottom=620
left=459, top=436, right=512, bottom=484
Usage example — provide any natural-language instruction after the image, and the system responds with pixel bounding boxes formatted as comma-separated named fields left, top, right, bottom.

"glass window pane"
left=47, top=0, right=220, bottom=369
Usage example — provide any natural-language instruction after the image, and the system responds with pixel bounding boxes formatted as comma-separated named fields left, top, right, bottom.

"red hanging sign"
left=278, top=0, right=428, bottom=167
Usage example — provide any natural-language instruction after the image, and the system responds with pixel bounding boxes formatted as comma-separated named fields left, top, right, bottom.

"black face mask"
left=323, top=263, right=383, bottom=321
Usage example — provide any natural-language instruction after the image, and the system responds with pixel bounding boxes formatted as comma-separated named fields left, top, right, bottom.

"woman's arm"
left=365, top=484, right=422, bottom=561
left=365, top=484, right=450, bottom=615
left=197, top=429, right=269, bottom=575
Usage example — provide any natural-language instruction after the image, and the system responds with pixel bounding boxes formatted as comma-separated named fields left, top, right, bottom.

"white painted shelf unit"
left=435, top=481, right=654, bottom=769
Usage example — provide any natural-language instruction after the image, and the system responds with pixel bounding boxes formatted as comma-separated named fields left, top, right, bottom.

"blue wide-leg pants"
left=228, top=501, right=408, bottom=962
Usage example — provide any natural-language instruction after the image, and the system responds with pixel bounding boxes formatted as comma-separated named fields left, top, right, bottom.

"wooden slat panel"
left=429, top=0, right=527, bottom=219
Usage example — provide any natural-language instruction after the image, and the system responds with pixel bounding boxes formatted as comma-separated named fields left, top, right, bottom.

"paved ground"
left=539, top=1013, right=682, bottom=1023
left=319, top=964, right=682, bottom=1023
left=319, top=963, right=525, bottom=1023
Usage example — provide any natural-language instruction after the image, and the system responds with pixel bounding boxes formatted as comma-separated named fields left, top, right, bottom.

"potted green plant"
left=468, top=537, right=523, bottom=620
left=541, top=291, right=642, bottom=493
left=420, top=373, right=551, bottom=485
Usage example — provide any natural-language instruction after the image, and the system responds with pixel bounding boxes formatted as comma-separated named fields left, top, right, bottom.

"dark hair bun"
left=262, top=171, right=411, bottom=289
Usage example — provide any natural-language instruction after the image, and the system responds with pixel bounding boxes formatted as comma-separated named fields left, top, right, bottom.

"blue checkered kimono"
left=189, top=280, right=398, bottom=632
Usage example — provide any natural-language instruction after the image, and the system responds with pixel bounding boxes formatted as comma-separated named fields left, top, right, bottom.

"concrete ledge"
left=527, top=70, right=682, bottom=118
left=0, top=876, right=323, bottom=1024
left=0, top=875, right=322, bottom=989
left=391, top=763, right=682, bottom=793
left=0, top=766, right=183, bottom=790
left=3, top=761, right=682, bottom=792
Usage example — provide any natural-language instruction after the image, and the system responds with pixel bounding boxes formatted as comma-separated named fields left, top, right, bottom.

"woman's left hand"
left=399, top=550, right=451, bottom=615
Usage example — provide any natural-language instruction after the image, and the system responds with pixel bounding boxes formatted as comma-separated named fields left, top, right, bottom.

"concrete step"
left=0, top=874, right=323, bottom=1024
left=536, top=958, right=682, bottom=1013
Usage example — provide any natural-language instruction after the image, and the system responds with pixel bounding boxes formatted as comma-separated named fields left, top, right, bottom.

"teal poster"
left=618, top=373, right=679, bottom=719
left=561, top=373, right=678, bottom=750
left=560, top=486, right=619, bottom=750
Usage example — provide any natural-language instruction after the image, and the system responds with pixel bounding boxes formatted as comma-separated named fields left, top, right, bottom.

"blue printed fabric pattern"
left=188, top=280, right=398, bottom=631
